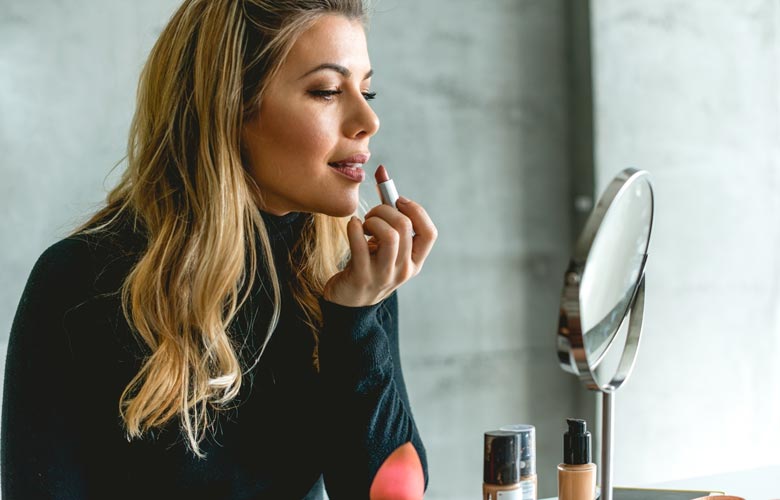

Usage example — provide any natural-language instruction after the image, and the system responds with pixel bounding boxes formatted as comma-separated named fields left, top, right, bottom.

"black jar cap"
left=498, top=423, right=536, bottom=476
left=484, top=430, right=521, bottom=485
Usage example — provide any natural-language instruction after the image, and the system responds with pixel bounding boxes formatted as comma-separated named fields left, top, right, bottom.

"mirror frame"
left=556, top=168, right=654, bottom=392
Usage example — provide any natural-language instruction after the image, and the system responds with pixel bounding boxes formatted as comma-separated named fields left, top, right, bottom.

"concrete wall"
left=591, top=0, right=780, bottom=488
left=1, top=1, right=581, bottom=499
left=367, top=2, right=583, bottom=498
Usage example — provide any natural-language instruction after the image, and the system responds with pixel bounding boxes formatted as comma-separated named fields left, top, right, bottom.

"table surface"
left=540, top=465, right=780, bottom=500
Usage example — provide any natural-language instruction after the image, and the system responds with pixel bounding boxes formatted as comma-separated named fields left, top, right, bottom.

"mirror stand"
left=589, top=275, right=645, bottom=500
left=601, top=390, right=614, bottom=500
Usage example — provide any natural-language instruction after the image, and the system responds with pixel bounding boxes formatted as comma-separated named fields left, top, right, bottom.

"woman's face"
left=242, top=14, right=379, bottom=216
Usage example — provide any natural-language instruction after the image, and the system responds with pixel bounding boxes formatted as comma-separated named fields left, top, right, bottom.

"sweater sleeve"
left=2, top=238, right=93, bottom=499
left=318, top=291, right=428, bottom=499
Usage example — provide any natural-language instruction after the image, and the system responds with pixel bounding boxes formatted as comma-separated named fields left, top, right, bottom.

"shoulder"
left=12, top=226, right=142, bottom=354
left=27, top=237, right=98, bottom=290
left=25, top=218, right=143, bottom=305
left=9, top=238, right=104, bottom=364
left=16, top=238, right=104, bottom=328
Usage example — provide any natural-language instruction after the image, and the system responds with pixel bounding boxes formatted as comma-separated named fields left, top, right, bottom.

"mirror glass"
left=580, top=174, right=653, bottom=369
left=558, top=168, right=654, bottom=388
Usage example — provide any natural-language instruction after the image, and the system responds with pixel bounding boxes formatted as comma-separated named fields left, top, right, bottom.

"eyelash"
left=308, top=89, right=377, bottom=101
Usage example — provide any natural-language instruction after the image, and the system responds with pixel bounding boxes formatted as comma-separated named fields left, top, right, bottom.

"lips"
left=329, top=164, right=366, bottom=182
left=328, top=153, right=370, bottom=168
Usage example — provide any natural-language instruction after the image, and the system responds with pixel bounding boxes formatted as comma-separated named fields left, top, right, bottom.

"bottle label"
left=496, top=478, right=536, bottom=499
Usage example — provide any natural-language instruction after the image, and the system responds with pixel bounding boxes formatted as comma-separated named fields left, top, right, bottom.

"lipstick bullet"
left=375, top=164, right=399, bottom=208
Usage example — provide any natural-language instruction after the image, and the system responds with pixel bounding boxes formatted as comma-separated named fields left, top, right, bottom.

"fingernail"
left=397, top=196, right=410, bottom=204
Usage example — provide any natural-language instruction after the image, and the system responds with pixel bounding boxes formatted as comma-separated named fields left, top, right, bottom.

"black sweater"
left=1, top=211, right=427, bottom=499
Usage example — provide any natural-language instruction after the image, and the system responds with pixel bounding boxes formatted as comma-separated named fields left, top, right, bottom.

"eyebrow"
left=299, top=63, right=373, bottom=80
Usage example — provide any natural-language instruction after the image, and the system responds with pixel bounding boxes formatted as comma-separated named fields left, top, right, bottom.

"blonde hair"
left=72, top=0, right=367, bottom=457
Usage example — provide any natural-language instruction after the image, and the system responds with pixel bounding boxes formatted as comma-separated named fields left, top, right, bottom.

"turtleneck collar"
left=259, top=210, right=307, bottom=244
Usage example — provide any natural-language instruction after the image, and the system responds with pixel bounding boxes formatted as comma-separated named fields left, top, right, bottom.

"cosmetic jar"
left=483, top=424, right=537, bottom=500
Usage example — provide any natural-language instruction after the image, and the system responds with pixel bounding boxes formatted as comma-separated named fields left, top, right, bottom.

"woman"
left=1, top=1, right=437, bottom=498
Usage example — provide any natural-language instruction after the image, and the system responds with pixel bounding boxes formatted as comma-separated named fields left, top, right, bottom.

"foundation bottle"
left=483, top=428, right=537, bottom=500
left=557, top=418, right=597, bottom=500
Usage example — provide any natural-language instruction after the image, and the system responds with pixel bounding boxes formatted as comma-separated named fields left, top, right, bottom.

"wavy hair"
left=72, top=0, right=366, bottom=457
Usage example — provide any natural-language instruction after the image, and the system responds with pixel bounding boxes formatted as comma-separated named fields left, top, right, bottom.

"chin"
left=316, top=193, right=360, bottom=218
left=321, top=204, right=358, bottom=218
left=320, top=189, right=360, bottom=217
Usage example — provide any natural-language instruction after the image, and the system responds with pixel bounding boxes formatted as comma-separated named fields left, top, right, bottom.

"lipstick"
left=375, top=164, right=399, bottom=208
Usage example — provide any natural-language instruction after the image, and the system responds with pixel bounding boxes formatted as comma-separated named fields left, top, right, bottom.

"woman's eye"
left=307, top=89, right=377, bottom=102
left=308, top=89, right=342, bottom=101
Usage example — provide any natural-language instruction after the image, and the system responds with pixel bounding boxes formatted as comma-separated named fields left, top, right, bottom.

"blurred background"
left=2, top=1, right=779, bottom=499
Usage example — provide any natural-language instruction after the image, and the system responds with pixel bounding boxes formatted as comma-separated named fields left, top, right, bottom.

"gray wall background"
left=3, top=1, right=778, bottom=499
left=591, top=0, right=780, bottom=488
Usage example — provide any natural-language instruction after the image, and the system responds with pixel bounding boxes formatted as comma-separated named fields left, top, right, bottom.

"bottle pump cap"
left=563, top=418, right=591, bottom=465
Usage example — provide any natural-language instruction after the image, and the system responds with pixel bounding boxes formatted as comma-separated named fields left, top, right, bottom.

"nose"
left=344, top=91, right=380, bottom=139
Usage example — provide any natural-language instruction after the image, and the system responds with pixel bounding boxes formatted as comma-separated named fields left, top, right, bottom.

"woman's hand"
left=323, top=196, right=437, bottom=307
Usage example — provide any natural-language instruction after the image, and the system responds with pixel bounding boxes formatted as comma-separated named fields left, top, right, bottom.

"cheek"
left=261, top=104, right=336, bottom=163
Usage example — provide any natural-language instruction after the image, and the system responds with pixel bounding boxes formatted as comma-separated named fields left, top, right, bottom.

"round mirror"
left=557, top=168, right=653, bottom=391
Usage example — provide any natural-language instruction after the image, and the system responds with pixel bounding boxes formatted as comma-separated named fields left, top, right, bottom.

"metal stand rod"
left=601, top=391, right=614, bottom=500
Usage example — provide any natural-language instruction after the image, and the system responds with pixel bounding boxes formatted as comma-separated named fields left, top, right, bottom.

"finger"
left=346, top=216, right=370, bottom=274
left=366, top=236, right=380, bottom=254
left=363, top=203, right=398, bottom=222
left=361, top=216, right=399, bottom=280
left=364, top=204, right=413, bottom=267
left=395, top=197, right=438, bottom=267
